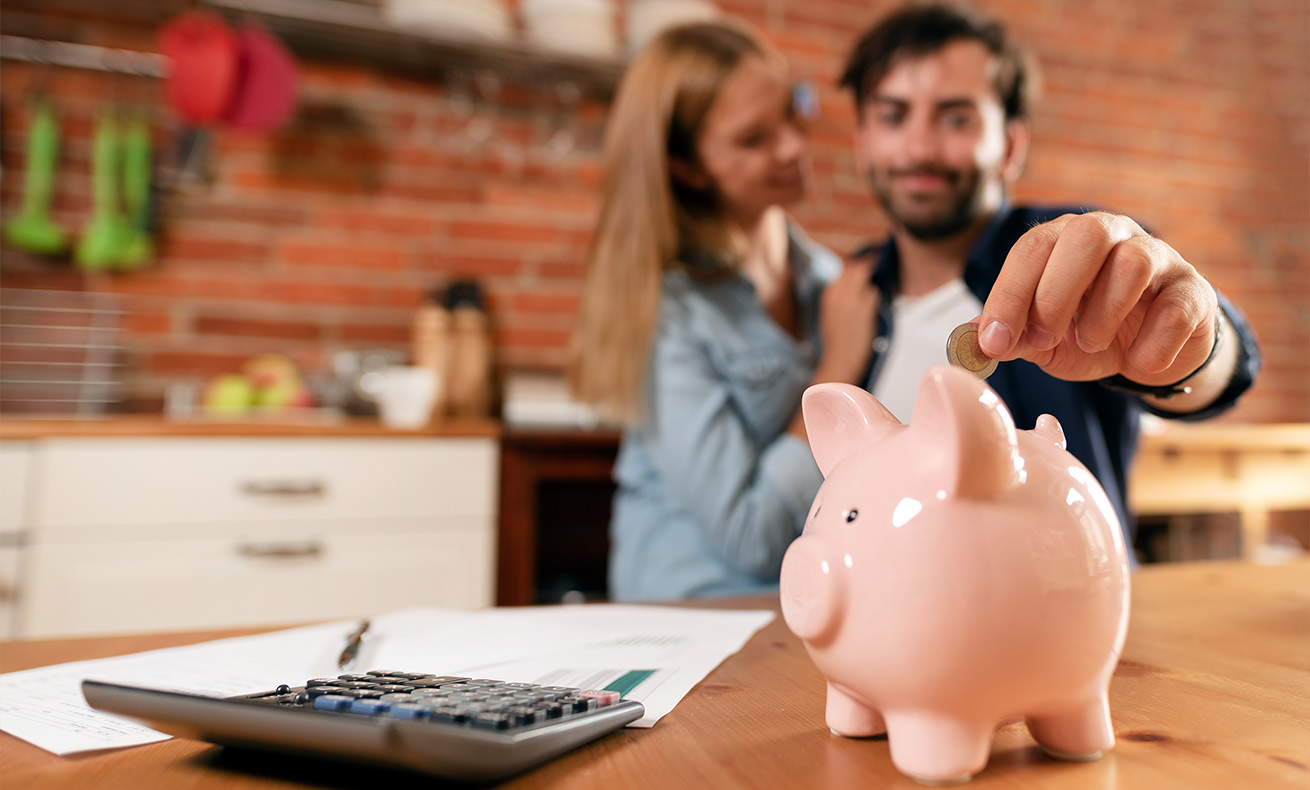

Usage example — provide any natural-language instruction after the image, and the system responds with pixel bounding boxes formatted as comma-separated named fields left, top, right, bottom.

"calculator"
left=82, top=670, right=645, bottom=782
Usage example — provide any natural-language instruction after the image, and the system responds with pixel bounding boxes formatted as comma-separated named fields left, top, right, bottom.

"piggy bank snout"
left=779, top=537, right=842, bottom=642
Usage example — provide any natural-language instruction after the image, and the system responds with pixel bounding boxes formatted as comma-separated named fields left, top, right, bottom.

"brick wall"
left=2, top=0, right=1306, bottom=421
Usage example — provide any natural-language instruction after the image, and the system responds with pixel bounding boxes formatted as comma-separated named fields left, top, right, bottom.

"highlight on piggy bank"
left=780, top=365, right=1131, bottom=785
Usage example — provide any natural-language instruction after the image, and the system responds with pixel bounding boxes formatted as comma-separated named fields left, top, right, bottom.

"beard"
left=868, top=165, right=986, bottom=241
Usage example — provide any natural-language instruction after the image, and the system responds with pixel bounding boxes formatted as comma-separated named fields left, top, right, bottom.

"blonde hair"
left=568, top=22, right=779, bottom=422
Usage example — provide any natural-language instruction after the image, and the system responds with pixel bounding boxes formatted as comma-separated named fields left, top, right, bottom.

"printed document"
left=0, top=605, right=774, bottom=756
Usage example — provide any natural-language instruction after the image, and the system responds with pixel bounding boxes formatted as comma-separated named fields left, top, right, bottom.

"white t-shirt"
left=870, top=278, right=983, bottom=423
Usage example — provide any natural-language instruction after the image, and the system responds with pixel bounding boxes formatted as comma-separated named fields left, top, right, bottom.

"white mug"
left=370, top=366, right=438, bottom=429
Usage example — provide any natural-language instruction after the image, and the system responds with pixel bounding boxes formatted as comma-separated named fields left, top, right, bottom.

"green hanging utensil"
left=3, top=98, right=69, bottom=255
left=74, top=111, right=132, bottom=270
left=118, top=113, right=154, bottom=269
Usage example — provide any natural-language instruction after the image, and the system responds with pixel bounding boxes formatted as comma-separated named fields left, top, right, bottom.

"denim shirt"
left=860, top=203, right=1261, bottom=545
left=609, top=227, right=841, bottom=601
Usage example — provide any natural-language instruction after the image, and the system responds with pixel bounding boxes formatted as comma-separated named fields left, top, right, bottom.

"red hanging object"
left=159, top=10, right=241, bottom=125
left=224, top=23, right=299, bottom=132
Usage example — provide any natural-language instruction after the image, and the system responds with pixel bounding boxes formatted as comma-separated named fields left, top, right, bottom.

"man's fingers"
left=1126, top=280, right=1215, bottom=376
left=978, top=220, right=1063, bottom=358
left=1029, top=213, right=1139, bottom=352
left=1074, top=238, right=1156, bottom=353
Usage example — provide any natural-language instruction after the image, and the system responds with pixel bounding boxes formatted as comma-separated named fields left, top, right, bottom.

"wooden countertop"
left=2, top=560, right=1306, bottom=789
left=1137, top=419, right=1310, bottom=452
left=0, top=414, right=502, bottom=440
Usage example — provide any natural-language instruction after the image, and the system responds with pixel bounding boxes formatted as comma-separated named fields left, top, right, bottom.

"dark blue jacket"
left=860, top=204, right=1261, bottom=542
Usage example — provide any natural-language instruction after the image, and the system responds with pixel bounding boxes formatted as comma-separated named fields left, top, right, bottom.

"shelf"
left=207, top=0, right=627, bottom=95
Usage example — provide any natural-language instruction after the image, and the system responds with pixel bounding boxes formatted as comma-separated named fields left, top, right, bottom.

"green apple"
left=202, top=374, right=255, bottom=415
left=253, top=378, right=314, bottom=409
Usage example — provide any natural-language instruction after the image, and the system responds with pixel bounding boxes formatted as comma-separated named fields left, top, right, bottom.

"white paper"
left=0, top=605, right=773, bottom=755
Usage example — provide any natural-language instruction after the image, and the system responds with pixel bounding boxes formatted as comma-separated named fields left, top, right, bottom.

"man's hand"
left=976, top=212, right=1220, bottom=389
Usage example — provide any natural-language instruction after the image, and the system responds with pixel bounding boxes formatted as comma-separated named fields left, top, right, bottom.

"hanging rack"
left=0, top=35, right=168, bottom=78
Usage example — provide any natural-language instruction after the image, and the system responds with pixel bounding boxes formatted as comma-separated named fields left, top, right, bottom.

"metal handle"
left=239, top=480, right=326, bottom=498
left=235, top=540, right=325, bottom=560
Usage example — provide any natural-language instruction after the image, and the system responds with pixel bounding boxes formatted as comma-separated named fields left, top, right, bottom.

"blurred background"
left=0, top=0, right=1306, bottom=633
left=2, top=0, right=1303, bottom=417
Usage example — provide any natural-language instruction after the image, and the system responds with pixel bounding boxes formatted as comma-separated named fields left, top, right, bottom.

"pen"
left=336, top=619, right=370, bottom=670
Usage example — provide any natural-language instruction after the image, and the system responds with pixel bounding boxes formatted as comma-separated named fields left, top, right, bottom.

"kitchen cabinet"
left=6, top=435, right=498, bottom=638
left=0, top=443, right=30, bottom=638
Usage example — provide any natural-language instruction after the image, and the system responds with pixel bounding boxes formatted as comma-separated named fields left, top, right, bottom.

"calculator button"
left=579, top=690, right=621, bottom=708
left=369, top=685, right=413, bottom=694
left=313, top=695, right=354, bottom=712
left=366, top=671, right=428, bottom=679
left=505, top=705, right=547, bottom=726
left=426, top=706, right=469, bottom=724
left=350, top=699, right=387, bottom=715
left=448, top=696, right=492, bottom=712
left=379, top=693, right=416, bottom=704
left=530, top=701, right=565, bottom=718
left=335, top=689, right=384, bottom=699
left=337, top=674, right=375, bottom=682
left=307, top=678, right=345, bottom=687
left=499, top=682, right=539, bottom=691
left=556, top=696, right=597, bottom=713
left=336, top=681, right=379, bottom=690
left=406, top=698, right=453, bottom=711
left=539, top=686, right=580, bottom=694
left=360, top=677, right=409, bottom=685
left=385, top=703, right=431, bottom=720
left=451, top=702, right=495, bottom=715
left=471, top=712, right=513, bottom=730
left=401, top=677, right=467, bottom=688
left=408, top=688, right=452, bottom=698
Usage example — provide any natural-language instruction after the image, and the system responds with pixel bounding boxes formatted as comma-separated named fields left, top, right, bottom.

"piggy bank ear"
left=802, top=383, right=900, bottom=477
left=912, top=366, right=1020, bottom=500
left=1033, top=414, right=1067, bottom=449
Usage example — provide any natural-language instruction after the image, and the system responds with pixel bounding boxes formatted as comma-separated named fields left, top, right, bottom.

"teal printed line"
left=604, top=669, right=655, bottom=697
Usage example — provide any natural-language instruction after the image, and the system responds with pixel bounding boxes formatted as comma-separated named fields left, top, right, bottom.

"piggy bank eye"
left=843, top=509, right=858, bottom=523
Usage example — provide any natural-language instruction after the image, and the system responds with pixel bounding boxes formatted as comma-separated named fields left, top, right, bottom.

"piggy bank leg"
left=1026, top=694, right=1114, bottom=761
left=825, top=683, right=886, bottom=737
left=884, top=712, right=992, bottom=785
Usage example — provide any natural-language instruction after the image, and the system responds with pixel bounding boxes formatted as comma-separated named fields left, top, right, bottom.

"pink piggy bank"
left=780, top=365, right=1130, bottom=785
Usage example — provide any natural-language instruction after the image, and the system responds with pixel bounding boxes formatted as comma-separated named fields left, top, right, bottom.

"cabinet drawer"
left=31, top=438, right=497, bottom=533
left=20, top=527, right=494, bottom=638
left=0, top=442, right=30, bottom=532
left=0, top=542, right=20, bottom=639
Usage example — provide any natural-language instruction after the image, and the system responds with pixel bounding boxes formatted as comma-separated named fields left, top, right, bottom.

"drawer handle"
left=236, top=541, right=325, bottom=559
left=240, top=480, right=326, bottom=499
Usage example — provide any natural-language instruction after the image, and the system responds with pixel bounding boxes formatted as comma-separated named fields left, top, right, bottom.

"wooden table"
left=1130, top=422, right=1310, bottom=559
left=3, top=560, right=1307, bottom=789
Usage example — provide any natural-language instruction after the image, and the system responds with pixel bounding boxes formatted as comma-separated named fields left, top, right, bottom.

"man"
left=841, top=3, right=1260, bottom=546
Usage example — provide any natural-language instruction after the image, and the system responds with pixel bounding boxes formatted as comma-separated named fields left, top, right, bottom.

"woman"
left=569, top=22, right=879, bottom=601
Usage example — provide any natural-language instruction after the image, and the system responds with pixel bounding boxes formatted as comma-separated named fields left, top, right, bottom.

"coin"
left=946, top=322, right=998, bottom=379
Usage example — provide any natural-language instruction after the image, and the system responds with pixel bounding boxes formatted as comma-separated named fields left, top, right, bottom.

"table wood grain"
left=2, top=560, right=1306, bottom=789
